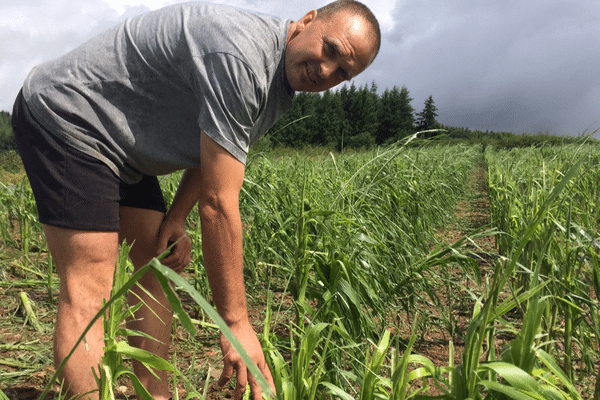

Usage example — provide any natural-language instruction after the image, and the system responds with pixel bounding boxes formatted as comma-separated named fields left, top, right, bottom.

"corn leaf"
left=479, top=362, right=542, bottom=394
left=479, top=380, right=543, bottom=400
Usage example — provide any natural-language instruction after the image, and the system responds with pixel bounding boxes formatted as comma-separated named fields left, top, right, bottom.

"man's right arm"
left=156, top=168, right=201, bottom=271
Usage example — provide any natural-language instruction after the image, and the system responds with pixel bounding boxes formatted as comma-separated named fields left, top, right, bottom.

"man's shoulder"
left=183, top=4, right=287, bottom=57
left=163, top=2, right=288, bottom=42
left=170, top=3, right=289, bottom=84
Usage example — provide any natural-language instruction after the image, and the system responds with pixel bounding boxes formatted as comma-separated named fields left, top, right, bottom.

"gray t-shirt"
left=22, top=2, right=294, bottom=183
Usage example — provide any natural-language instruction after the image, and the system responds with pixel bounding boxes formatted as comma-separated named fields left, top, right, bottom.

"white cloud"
left=102, top=0, right=170, bottom=14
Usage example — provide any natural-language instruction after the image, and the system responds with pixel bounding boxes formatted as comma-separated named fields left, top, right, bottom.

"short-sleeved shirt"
left=22, top=2, right=294, bottom=183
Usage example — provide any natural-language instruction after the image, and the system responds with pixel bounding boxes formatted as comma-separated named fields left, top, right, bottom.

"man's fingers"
left=218, top=367, right=232, bottom=388
left=217, top=326, right=276, bottom=399
left=251, top=362, right=276, bottom=399
left=159, top=236, right=191, bottom=271
left=233, top=365, right=248, bottom=400
left=247, top=372, right=263, bottom=400
left=261, top=362, right=276, bottom=396
left=156, top=232, right=170, bottom=256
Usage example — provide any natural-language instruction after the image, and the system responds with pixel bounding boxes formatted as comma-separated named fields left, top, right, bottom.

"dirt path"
left=407, top=160, right=497, bottom=368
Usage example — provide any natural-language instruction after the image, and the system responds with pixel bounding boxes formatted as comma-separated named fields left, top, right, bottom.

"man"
left=11, top=1, right=380, bottom=399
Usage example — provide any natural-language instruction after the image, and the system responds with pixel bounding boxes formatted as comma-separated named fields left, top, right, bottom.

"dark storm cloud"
left=355, top=0, right=600, bottom=136
left=2, top=0, right=598, bottom=137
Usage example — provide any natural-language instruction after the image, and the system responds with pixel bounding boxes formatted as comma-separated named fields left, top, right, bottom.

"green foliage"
left=263, top=85, right=593, bottom=151
left=377, top=85, right=415, bottom=144
left=0, top=111, right=16, bottom=151
left=268, top=82, right=386, bottom=150
left=485, top=143, right=600, bottom=388
left=2, top=140, right=598, bottom=399
left=268, top=93, right=318, bottom=148
left=315, top=89, right=345, bottom=147
left=416, top=95, right=439, bottom=134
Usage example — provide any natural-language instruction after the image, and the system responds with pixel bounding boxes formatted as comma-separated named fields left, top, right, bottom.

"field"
left=0, top=138, right=599, bottom=399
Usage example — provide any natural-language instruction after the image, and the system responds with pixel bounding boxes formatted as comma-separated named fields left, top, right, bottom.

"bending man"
left=12, top=1, right=380, bottom=399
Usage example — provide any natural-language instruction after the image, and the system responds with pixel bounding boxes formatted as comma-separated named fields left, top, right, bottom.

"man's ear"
left=289, top=10, right=318, bottom=40
left=300, top=9, right=318, bottom=27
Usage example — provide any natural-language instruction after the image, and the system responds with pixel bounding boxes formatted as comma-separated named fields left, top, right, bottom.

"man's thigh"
left=43, top=224, right=120, bottom=302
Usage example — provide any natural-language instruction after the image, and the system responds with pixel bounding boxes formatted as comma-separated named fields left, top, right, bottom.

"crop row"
left=1, top=139, right=598, bottom=399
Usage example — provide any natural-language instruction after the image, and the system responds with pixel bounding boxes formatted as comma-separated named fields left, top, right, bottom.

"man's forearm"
left=166, top=168, right=203, bottom=223
left=195, top=131, right=249, bottom=325
left=199, top=199, right=248, bottom=325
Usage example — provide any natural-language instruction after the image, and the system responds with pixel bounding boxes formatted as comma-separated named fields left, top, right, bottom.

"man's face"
left=285, top=10, right=376, bottom=92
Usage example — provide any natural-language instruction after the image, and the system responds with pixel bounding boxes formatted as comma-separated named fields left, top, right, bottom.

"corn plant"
left=478, top=143, right=594, bottom=398
left=486, top=142, right=600, bottom=382
left=5, top=140, right=599, bottom=399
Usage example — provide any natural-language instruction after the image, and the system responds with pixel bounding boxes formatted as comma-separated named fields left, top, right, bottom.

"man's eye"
left=324, top=42, right=335, bottom=56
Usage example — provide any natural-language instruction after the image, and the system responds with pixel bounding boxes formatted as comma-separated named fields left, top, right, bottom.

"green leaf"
left=360, top=330, right=391, bottom=400
left=114, top=341, right=177, bottom=373
left=536, top=349, right=581, bottom=399
left=321, top=382, right=355, bottom=400
left=115, top=328, right=160, bottom=341
left=492, top=281, right=548, bottom=321
left=117, top=368, right=155, bottom=400
left=150, top=259, right=197, bottom=336
left=479, top=362, right=542, bottom=394
left=479, top=380, right=545, bottom=400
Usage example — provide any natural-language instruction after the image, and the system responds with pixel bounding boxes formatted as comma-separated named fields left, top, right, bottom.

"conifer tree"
left=376, top=85, right=415, bottom=144
left=416, top=95, right=439, bottom=134
left=340, top=82, right=358, bottom=134
left=315, top=89, right=344, bottom=146
left=0, top=111, right=15, bottom=151
left=347, top=82, right=379, bottom=148
left=269, top=93, right=318, bottom=147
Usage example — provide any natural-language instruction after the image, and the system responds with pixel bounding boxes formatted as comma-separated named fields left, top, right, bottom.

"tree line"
left=265, top=82, right=520, bottom=150
left=0, top=84, right=589, bottom=155
left=266, top=82, right=437, bottom=150
left=264, top=82, right=592, bottom=150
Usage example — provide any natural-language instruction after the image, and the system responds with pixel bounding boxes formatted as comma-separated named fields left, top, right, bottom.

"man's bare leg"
left=45, top=224, right=119, bottom=400
left=119, top=206, right=173, bottom=400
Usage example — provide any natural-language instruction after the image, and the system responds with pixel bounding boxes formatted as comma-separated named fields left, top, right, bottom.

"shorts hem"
left=39, top=217, right=121, bottom=232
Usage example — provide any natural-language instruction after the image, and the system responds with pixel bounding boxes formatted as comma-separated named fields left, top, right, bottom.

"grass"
left=1, top=141, right=599, bottom=399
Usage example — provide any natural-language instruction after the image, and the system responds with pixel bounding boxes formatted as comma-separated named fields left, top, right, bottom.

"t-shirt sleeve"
left=192, top=52, right=263, bottom=164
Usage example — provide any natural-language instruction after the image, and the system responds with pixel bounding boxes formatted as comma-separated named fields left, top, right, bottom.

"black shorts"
left=11, top=90, right=167, bottom=232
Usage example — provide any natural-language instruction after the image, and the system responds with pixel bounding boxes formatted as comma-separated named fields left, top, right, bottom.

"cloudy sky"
left=1, top=0, right=599, bottom=137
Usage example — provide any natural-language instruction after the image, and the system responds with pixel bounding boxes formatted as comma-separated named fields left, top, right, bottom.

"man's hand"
left=218, top=320, right=276, bottom=400
left=156, top=217, right=192, bottom=273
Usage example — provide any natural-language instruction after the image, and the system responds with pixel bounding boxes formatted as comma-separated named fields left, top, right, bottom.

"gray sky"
left=1, top=0, right=598, bottom=137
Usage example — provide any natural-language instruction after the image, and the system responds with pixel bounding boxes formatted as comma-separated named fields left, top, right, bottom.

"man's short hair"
left=316, top=0, right=381, bottom=60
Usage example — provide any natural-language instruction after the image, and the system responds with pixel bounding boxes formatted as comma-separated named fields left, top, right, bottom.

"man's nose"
left=319, top=61, right=336, bottom=80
